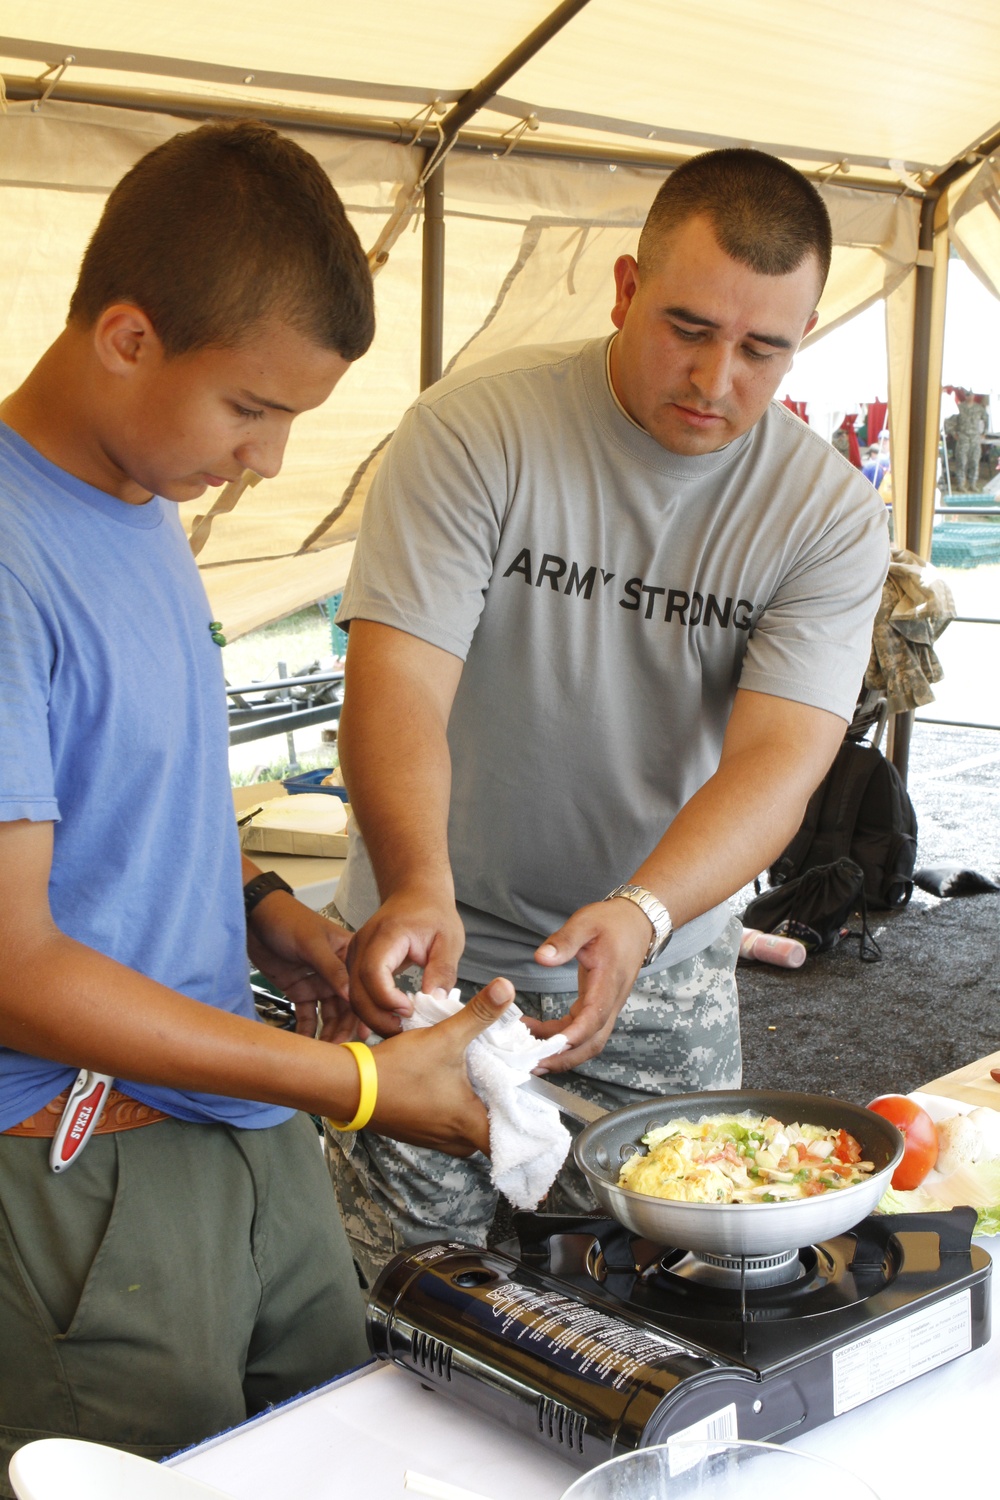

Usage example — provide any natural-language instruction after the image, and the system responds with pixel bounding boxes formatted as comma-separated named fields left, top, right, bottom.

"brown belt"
left=3, top=1086, right=170, bottom=1138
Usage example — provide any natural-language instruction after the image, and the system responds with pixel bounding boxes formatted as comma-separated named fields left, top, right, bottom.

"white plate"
left=875, top=1093, right=1000, bottom=1231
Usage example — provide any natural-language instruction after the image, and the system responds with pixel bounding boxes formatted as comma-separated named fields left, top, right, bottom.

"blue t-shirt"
left=0, top=422, right=292, bottom=1130
left=862, top=458, right=889, bottom=490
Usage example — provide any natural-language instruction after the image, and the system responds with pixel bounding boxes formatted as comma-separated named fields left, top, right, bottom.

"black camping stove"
left=366, top=1207, right=991, bottom=1470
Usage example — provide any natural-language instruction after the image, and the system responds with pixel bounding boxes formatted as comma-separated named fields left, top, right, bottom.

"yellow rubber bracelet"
left=326, top=1041, right=378, bottom=1132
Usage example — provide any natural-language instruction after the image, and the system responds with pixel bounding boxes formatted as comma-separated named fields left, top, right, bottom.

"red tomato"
left=835, top=1128, right=863, bottom=1164
left=866, top=1094, right=939, bottom=1189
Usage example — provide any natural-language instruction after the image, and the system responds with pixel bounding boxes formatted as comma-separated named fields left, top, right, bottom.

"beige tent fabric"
left=4, top=0, right=1000, bottom=181
left=2, top=4, right=1000, bottom=636
left=885, top=272, right=916, bottom=547
left=950, top=158, right=1000, bottom=301
left=1, top=98, right=928, bottom=637
left=884, top=167, right=988, bottom=561
left=0, top=100, right=422, bottom=635
left=883, top=235, right=950, bottom=566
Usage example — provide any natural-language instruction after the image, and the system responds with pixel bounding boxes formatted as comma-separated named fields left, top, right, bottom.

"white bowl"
left=558, top=1438, right=881, bottom=1500
left=9, top=1439, right=234, bottom=1500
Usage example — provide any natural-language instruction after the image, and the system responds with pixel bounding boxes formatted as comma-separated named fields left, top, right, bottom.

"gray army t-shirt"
left=337, top=336, right=889, bottom=989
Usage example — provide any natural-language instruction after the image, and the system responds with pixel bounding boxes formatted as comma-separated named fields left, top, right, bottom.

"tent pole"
left=903, top=195, right=938, bottom=556
left=436, top=0, right=593, bottom=139
left=420, top=160, right=446, bottom=389
left=890, top=196, right=935, bottom=785
left=417, top=0, right=593, bottom=388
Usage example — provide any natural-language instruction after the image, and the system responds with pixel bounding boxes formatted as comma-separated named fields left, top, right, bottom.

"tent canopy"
left=3, top=1, right=1000, bottom=636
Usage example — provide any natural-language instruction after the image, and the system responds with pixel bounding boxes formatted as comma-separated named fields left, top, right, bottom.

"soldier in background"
left=952, top=389, right=989, bottom=492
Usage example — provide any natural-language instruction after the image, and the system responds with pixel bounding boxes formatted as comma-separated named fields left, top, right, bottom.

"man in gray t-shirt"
left=328, top=149, right=889, bottom=1277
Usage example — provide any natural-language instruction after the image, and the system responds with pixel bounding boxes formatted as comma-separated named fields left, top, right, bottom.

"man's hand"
left=365, top=977, right=514, bottom=1154
left=346, top=883, right=466, bottom=1037
left=335, top=620, right=465, bottom=1035
left=522, top=896, right=653, bottom=1071
left=246, top=892, right=358, bottom=1042
left=521, top=692, right=848, bottom=1073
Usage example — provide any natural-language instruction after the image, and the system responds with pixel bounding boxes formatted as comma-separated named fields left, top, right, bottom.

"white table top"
left=246, top=849, right=342, bottom=912
left=170, top=1033, right=999, bottom=1500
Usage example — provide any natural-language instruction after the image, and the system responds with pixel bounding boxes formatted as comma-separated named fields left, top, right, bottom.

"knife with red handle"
left=49, top=1070, right=114, bottom=1172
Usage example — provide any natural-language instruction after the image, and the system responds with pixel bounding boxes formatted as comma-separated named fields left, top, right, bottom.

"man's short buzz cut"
left=638, top=147, right=833, bottom=292
left=69, top=120, right=375, bottom=361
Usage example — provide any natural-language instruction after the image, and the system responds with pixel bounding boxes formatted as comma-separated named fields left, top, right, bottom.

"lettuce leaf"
left=877, top=1185, right=950, bottom=1215
left=974, top=1204, right=1000, bottom=1236
left=877, top=1159, right=1000, bottom=1235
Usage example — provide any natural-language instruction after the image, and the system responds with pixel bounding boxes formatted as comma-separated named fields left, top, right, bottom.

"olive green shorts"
left=0, top=1111, right=368, bottom=1497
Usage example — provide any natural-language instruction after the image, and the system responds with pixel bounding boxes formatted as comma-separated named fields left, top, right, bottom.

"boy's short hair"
left=639, top=147, right=832, bottom=292
left=69, top=120, right=375, bottom=361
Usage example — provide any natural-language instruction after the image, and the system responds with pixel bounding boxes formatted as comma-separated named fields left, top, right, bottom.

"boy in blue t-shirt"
left=0, top=120, right=511, bottom=1484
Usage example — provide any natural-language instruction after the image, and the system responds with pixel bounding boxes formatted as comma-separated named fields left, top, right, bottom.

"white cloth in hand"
left=402, top=990, right=571, bottom=1210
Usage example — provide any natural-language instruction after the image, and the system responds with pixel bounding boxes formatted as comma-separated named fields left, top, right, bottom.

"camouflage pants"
left=953, top=432, right=981, bottom=491
left=324, top=910, right=742, bottom=1286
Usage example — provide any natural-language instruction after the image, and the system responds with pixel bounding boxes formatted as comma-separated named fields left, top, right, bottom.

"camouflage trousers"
left=953, top=432, right=980, bottom=491
left=324, top=910, right=743, bottom=1286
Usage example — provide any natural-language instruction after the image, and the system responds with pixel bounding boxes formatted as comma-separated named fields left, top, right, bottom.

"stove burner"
left=641, top=1234, right=887, bottom=1330
left=673, top=1246, right=802, bottom=1290
left=512, top=1208, right=994, bottom=1347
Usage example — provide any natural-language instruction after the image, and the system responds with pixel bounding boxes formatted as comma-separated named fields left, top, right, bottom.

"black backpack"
left=768, top=740, right=917, bottom=911
left=743, top=855, right=880, bottom=959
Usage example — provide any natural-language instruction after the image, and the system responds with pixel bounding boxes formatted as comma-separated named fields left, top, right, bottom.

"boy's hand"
left=365, top=978, right=513, bottom=1155
left=246, top=892, right=360, bottom=1043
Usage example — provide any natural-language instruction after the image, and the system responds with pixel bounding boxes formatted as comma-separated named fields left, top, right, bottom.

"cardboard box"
left=234, top=783, right=351, bottom=857
left=240, top=821, right=351, bottom=858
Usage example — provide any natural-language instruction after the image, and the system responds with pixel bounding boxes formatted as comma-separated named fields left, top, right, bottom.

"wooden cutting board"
left=921, top=1050, right=1000, bottom=1111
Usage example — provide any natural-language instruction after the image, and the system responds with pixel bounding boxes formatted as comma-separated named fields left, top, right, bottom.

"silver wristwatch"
left=604, top=883, right=673, bottom=966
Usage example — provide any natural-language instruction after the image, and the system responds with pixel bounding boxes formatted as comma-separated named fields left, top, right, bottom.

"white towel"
left=402, top=990, right=571, bottom=1210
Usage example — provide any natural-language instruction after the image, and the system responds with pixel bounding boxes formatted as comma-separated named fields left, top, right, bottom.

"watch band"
left=604, top=882, right=673, bottom=966
left=243, top=869, right=294, bottom=918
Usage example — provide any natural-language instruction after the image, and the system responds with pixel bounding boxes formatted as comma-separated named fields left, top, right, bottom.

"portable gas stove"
left=366, top=1206, right=991, bottom=1470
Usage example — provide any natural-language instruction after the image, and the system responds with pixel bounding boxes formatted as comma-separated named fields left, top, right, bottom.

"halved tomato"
left=866, top=1094, right=938, bottom=1189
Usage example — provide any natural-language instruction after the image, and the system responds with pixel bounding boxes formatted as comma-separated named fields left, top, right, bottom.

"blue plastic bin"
left=282, top=769, right=349, bottom=800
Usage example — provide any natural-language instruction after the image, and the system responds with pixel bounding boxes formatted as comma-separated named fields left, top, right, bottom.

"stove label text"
left=832, top=1288, right=972, bottom=1415
left=483, top=1282, right=693, bottom=1391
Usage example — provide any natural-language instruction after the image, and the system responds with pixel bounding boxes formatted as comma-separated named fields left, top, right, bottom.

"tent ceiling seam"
left=0, top=37, right=946, bottom=178
left=0, top=77, right=925, bottom=200
left=488, top=92, right=935, bottom=176
left=0, top=34, right=461, bottom=107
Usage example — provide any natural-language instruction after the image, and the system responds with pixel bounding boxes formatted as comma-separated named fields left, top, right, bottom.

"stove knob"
left=452, top=1269, right=495, bottom=1288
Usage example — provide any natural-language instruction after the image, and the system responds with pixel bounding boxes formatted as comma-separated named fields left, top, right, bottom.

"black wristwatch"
left=243, top=870, right=294, bottom=918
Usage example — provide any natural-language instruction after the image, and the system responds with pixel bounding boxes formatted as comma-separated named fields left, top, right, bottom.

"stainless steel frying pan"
left=526, top=1080, right=904, bottom=1257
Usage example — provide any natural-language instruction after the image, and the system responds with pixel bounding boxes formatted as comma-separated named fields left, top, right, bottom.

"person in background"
left=0, top=120, right=513, bottom=1490
left=863, top=431, right=891, bottom=490
left=323, top=147, right=890, bottom=1281
left=952, top=389, right=988, bottom=492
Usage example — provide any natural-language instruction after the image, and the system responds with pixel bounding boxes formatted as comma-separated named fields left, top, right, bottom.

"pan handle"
left=522, top=1075, right=608, bottom=1124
